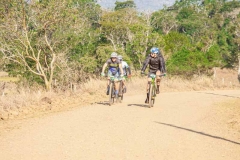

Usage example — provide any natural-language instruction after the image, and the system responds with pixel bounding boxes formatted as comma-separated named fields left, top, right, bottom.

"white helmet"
left=118, top=55, right=123, bottom=60
left=111, top=52, right=118, bottom=58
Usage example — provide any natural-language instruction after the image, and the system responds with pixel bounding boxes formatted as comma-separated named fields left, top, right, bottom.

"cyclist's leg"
left=106, top=70, right=112, bottom=95
left=113, top=72, right=120, bottom=96
left=156, top=70, right=161, bottom=94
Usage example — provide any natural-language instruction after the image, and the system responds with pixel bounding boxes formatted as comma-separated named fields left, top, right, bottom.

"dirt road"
left=0, top=90, right=240, bottom=160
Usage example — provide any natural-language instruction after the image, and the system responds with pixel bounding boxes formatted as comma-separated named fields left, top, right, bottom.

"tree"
left=127, top=12, right=164, bottom=68
left=100, top=8, right=164, bottom=69
left=151, top=9, right=178, bottom=35
left=232, top=14, right=240, bottom=82
left=100, top=8, right=139, bottom=50
left=0, top=0, right=96, bottom=90
left=114, top=0, right=136, bottom=11
left=164, top=32, right=192, bottom=55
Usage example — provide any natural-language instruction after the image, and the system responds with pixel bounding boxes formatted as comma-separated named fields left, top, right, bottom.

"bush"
left=166, top=48, right=216, bottom=76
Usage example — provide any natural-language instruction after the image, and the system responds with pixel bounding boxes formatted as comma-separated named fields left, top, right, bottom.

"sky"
left=96, top=0, right=176, bottom=12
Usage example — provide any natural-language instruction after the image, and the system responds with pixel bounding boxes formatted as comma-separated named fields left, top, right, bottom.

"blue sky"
left=97, top=0, right=176, bottom=11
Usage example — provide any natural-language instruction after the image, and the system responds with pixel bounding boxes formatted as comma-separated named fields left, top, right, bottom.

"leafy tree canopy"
left=114, top=0, right=136, bottom=10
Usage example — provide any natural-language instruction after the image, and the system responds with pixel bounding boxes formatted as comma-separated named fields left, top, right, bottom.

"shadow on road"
left=95, top=101, right=110, bottom=106
left=198, top=92, right=240, bottom=99
left=128, top=104, right=149, bottom=108
left=155, top=122, right=240, bottom=146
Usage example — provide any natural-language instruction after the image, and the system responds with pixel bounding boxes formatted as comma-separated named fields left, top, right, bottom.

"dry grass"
left=127, top=74, right=240, bottom=94
left=0, top=72, right=8, bottom=77
left=0, top=68, right=239, bottom=121
left=0, top=71, right=19, bottom=82
left=0, top=77, right=19, bottom=82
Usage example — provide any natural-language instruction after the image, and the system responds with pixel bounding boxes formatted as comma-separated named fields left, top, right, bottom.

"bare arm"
left=102, top=63, right=108, bottom=73
left=119, top=63, right=124, bottom=75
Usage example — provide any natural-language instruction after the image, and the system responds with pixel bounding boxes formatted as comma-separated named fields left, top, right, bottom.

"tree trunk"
left=44, top=79, right=52, bottom=92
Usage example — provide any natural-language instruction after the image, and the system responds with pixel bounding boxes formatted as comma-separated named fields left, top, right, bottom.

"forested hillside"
left=0, top=0, right=239, bottom=90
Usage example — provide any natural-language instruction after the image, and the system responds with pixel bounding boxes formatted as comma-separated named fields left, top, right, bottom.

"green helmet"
left=111, top=52, right=118, bottom=58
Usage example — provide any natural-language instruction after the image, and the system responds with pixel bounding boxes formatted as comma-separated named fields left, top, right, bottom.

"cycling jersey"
left=106, top=58, right=120, bottom=75
left=141, top=55, right=166, bottom=73
left=120, top=61, right=131, bottom=76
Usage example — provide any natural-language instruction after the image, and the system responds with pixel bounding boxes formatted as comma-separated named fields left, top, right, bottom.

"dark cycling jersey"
left=106, top=58, right=120, bottom=75
left=141, top=55, right=166, bottom=73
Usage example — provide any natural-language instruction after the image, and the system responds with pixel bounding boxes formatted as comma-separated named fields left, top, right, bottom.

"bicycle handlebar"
left=141, top=73, right=166, bottom=77
left=101, top=74, right=124, bottom=81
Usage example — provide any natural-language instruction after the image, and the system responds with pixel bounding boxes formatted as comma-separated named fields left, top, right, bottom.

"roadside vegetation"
left=0, top=0, right=240, bottom=120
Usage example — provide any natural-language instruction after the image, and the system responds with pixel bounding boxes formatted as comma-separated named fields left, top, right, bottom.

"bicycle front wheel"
left=151, top=85, right=156, bottom=107
left=149, top=84, right=155, bottom=108
left=108, top=83, right=114, bottom=106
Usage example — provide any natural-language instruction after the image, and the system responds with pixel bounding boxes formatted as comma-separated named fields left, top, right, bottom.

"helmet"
left=150, top=47, right=159, bottom=54
left=111, top=52, right=118, bottom=58
left=118, top=55, right=123, bottom=60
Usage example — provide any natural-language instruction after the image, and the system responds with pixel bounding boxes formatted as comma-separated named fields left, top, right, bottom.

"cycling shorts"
left=108, top=69, right=119, bottom=80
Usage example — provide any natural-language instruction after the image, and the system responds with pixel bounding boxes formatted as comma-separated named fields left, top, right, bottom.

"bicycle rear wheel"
left=118, top=80, right=123, bottom=103
left=108, top=83, right=114, bottom=106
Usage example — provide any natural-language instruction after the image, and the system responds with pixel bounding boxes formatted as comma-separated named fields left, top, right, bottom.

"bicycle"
left=107, top=75, right=124, bottom=106
left=145, top=73, right=165, bottom=108
left=118, top=77, right=124, bottom=103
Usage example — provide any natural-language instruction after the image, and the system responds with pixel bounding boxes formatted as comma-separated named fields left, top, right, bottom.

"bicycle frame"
left=108, top=76, right=116, bottom=106
left=147, top=73, right=165, bottom=108
left=108, top=76, right=123, bottom=105
left=149, top=74, right=157, bottom=86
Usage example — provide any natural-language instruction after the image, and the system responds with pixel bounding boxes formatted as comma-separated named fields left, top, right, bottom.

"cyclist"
left=118, top=55, right=131, bottom=93
left=101, top=52, right=124, bottom=96
left=142, top=48, right=165, bottom=69
left=141, top=47, right=166, bottom=103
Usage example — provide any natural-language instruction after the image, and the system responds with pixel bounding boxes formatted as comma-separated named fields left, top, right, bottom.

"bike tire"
left=148, top=84, right=153, bottom=108
left=151, top=85, right=156, bottom=107
left=118, top=80, right=123, bottom=103
left=109, top=83, right=114, bottom=106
